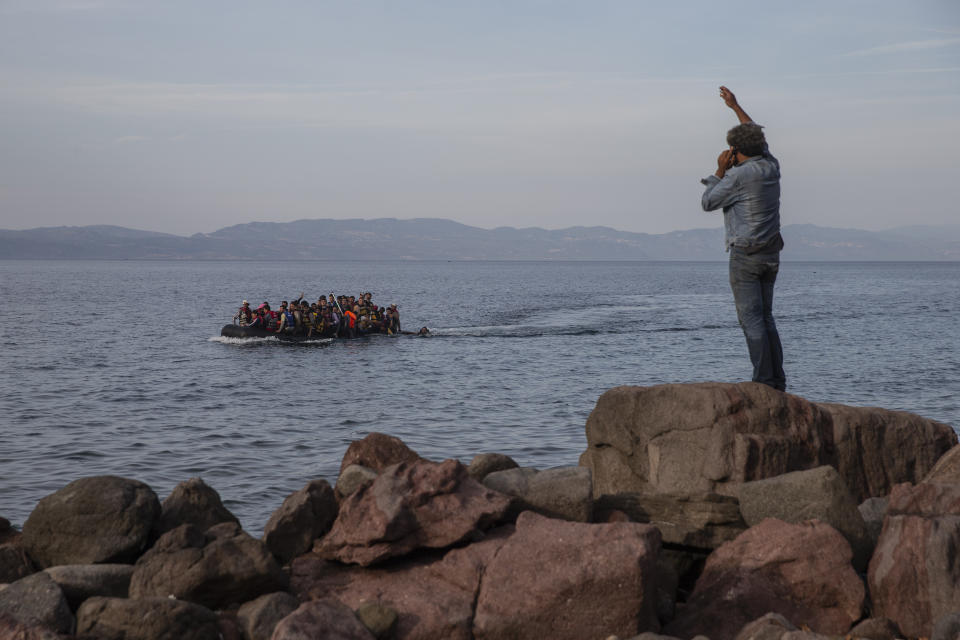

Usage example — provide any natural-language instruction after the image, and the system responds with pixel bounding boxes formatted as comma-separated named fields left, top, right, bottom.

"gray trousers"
left=729, top=247, right=786, bottom=391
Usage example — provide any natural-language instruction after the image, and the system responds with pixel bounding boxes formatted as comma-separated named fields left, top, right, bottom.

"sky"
left=0, top=1, right=958, bottom=236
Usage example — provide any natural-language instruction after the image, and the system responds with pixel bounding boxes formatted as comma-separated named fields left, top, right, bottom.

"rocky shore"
left=2, top=382, right=959, bottom=640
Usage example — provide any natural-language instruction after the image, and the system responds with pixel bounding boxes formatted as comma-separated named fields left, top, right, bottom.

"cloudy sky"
left=1, top=0, right=957, bottom=235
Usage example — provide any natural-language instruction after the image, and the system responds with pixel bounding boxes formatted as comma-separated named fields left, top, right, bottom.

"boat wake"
left=208, top=336, right=334, bottom=346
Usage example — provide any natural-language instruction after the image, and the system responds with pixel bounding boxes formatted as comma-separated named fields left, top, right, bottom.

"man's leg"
left=759, top=260, right=786, bottom=391
left=729, top=249, right=780, bottom=389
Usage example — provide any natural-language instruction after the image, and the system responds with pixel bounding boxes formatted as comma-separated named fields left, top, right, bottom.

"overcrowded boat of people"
left=220, top=292, right=428, bottom=341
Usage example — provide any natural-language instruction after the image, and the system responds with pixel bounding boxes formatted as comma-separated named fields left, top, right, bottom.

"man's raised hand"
left=719, top=86, right=738, bottom=108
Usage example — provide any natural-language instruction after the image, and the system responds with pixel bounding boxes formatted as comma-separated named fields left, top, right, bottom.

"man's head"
left=726, top=123, right=766, bottom=157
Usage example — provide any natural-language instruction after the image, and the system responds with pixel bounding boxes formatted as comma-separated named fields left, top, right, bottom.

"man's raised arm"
left=720, top=86, right=752, bottom=124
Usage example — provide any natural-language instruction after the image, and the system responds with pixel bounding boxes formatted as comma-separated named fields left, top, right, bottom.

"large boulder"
left=262, top=479, right=338, bottom=565
left=737, top=466, right=873, bottom=570
left=293, top=528, right=512, bottom=640
left=44, top=564, right=133, bottom=609
left=473, top=512, right=663, bottom=640
left=0, top=543, right=35, bottom=583
left=338, top=433, right=421, bottom=476
left=76, top=596, right=220, bottom=640
left=482, top=466, right=593, bottom=521
left=868, top=482, right=960, bottom=639
left=271, top=599, right=376, bottom=640
left=580, top=383, right=956, bottom=503
left=158, top=477, right=240, bottom=535
left=665, top=518, right=864, bottom=640
left=236, top=592, right=299, bottom=640
left=580, top=383, right=835, bottom=498
left=316, top=459, right=511, bottom=566
left=823, top=402, right=956, bottom=500
left=21, top=476, right=160, bottom=567
left=129, top=522, right=287, bottom=610
left=0, top=571, right=74, bottom=635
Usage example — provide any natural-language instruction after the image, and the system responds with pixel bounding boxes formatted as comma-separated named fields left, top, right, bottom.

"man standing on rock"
left=701, top=86, right=786, bottom=391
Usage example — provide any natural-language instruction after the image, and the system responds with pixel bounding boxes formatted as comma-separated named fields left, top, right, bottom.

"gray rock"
left=933, top=612, right=960, bottom=640
left=737, top=465, right=873, bottom=571
left=129, top=522, right=287, bottom=610
left=22, top=476, right=160, bottom=568
left=336, top=465, right=378, bottom=499
left=483, top=466, right=593, bottom=522
left=158, top=477, right=239, bottom=535
left=237, top=591, right=298, bottom=640
left=76, top=596, right=220, bottom=640
left=0, top=543, right=35, bottom=583
left=355, top=601, right=398, bottom=639
left=271, top=599, right=376, bottom=640
left=263, top=479, right=338, bottom=565
left=467, top=453, right=519, bottom=482
left=858, top=496, right=889, bottom=547
left=0, top=572, right=74, bottom=634
left=44, top=564, right=133, bottom=609
left=849, top=617, right=902, bottom=640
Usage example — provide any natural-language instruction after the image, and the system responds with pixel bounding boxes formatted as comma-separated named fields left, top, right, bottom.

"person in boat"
left=277, top=303, right=298, bottom=334
left=262, top=302, right=278, bottom=332
left=234, top=300, right=252, bottom=326
left=248, top=307, right=265, bottom=329
left=386, top=303, right=401, bottom=334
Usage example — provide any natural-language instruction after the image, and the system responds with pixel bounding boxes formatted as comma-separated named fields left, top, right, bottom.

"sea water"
left=1, top=260, right=957, bottom=533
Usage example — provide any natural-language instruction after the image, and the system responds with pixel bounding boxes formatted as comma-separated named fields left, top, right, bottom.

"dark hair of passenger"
left=726, top=123, right=766, bottom=157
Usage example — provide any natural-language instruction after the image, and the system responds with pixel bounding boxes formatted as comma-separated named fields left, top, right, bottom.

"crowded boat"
left=221, top=292, right=428, bottom=340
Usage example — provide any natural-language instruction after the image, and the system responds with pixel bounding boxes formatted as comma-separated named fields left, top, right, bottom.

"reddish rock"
left=338, top=433, right=421, bottom=476
left=129, top=522, right=287, bottom=610
left=823, top=402, right=956, bottom=501
left=868, top=482, right=960, bottom=639
left=271, top=599, right=376, bottom=640
left=315, top=459, right=511, bottom=566
left=237, top=592, right=299, bottom=640
left=262, top=479, right=338, bottom=565
left=580, top=383, right=836, bottom=498
left=293, top=528, right=513, bottom=640
left=473, top=512, right=663, bottom=640
left=158, top=477, right=240, bottom=535
left=21, top=476, right=160, bottom=567
left=665, top=519, right=864, bottom=640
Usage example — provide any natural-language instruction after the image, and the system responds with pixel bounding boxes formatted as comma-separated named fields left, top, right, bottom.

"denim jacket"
left=701, top=147, right=781, bottom=252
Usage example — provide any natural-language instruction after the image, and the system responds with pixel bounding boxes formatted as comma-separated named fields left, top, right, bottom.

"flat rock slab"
left=483, top=466, right=593, bottom=522
left=868, top=482, right=960, bottom=639
left=76, top=596, right=220, bottom=640
left=44, top=563, right=133, bottom=609
left=316, top=458, right=511, bottom=566
left=594, top=491, right=746, bottom=550
left=129, top=522, right=287, bottom=610
left=21, top=475, right=160, bottom=567
left=665, top=518, right=864, bottom=640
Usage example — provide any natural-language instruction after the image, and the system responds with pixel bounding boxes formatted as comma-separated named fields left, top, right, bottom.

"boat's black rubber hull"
left=220, top=325, right=336, bottom=341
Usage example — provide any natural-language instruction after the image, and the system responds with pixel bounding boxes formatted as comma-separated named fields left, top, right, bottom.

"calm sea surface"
left=2, top=260, right=958, bottom=534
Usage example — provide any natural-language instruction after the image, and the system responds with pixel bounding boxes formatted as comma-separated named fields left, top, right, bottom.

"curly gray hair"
left=726, top=123, right=766, bottom=157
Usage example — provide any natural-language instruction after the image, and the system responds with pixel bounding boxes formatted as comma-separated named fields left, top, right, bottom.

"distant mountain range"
left=2, top=219, right=959, bottom=261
